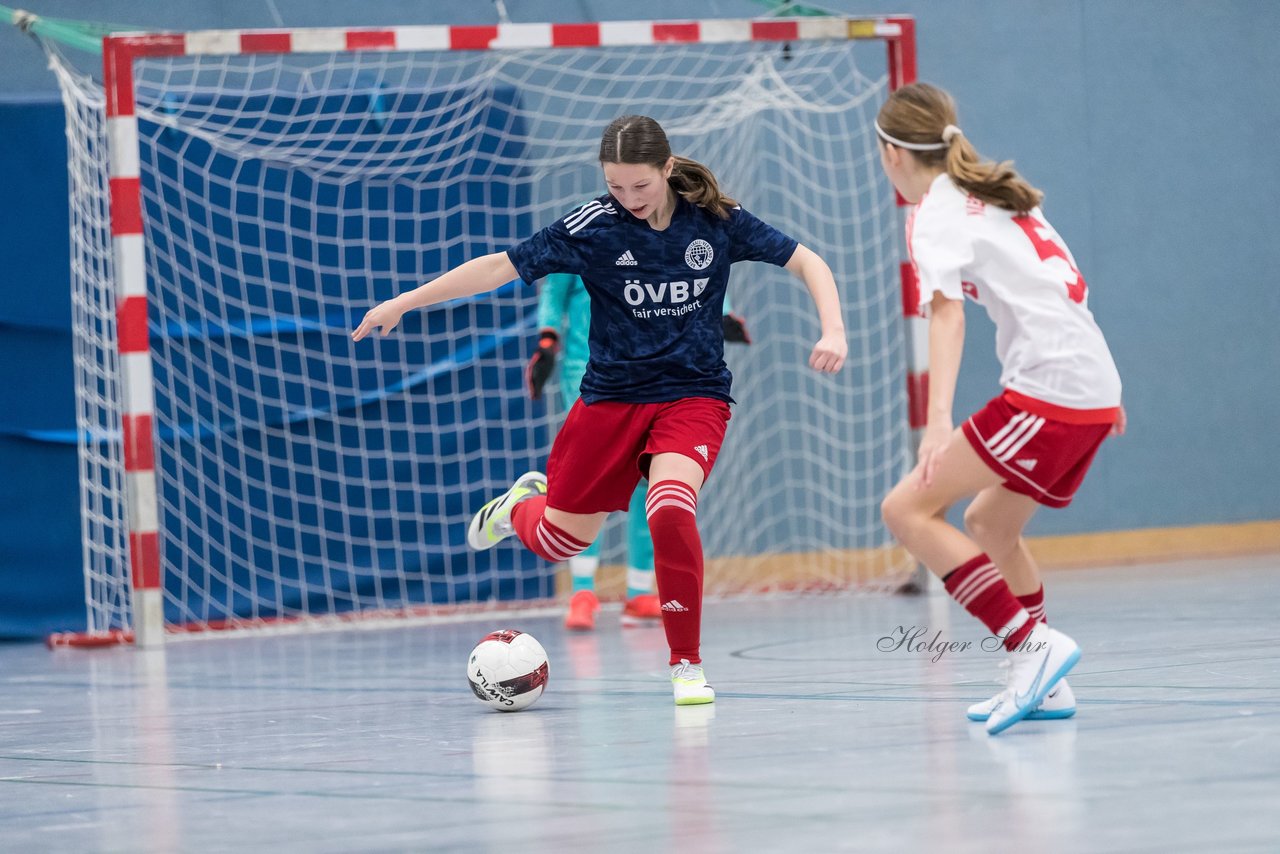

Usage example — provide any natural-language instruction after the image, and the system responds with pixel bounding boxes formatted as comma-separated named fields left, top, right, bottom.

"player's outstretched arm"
left=352, top=252, right=519, bottom=341
left=784, top=244, right=847, bottom=373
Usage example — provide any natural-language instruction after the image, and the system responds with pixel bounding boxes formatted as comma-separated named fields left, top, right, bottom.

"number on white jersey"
left=1012, top=214, right=1087, bottom=304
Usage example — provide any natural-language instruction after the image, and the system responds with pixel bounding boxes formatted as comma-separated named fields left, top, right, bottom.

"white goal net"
left=47, top=21, right=913, bottom=642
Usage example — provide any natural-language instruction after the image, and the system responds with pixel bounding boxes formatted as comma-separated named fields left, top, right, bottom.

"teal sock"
left=569, top=551, right=599, bottom=594
left=625, top=566, right=655, bottom=600
left=625, top=484, right=654, bottom=599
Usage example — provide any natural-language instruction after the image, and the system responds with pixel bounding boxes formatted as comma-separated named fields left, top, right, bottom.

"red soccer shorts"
left=962, top=391, right=1114, bottom=508
left=545, top=397, right=732, bottom=514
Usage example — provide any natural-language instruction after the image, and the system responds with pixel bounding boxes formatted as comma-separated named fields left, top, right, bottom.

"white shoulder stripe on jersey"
left=563, top=201, right=604, bottom=229
left=567, top=207, right=612, bottom=234
left=563, top=200, right=616, bottom=231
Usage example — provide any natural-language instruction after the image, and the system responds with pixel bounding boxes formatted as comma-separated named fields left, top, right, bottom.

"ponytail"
left=669, top=155, right=737, bottom=219
left=877, top=82, right=1043, bottom=214
left=943, top=135, right=1043, bottom=214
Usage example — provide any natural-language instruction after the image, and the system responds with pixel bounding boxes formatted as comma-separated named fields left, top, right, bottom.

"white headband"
left=875, top=121, right=963, bottom=151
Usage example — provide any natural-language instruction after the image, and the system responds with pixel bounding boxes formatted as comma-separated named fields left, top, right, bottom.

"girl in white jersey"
left=876, top=83, right=1125, bottom=735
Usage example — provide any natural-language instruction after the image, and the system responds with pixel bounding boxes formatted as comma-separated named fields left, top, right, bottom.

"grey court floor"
left=2, top=554, right=1279, bottom=853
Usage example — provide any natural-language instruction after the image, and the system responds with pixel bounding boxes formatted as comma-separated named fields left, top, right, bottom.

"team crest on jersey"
left=684, top=239, right=714, bottom=271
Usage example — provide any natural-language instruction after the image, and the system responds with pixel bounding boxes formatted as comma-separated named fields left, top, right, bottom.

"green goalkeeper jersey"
left=535, top=272, right=593, bottom=389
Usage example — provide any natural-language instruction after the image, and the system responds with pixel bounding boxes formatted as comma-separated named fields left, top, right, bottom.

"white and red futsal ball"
left=466, top=630, right=550, bottom=711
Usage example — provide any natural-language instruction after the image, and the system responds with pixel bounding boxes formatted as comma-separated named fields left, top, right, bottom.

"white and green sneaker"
left=671, top=659, right=715, bottom=706
left=466, top=471, right=547, bottom=551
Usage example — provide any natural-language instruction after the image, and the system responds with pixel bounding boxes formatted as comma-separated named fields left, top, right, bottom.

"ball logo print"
left=466, top=630, right=550, bottom=711
left=684, top=239, right=714, bottom=270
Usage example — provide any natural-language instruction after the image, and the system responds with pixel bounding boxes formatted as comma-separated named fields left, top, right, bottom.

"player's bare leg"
left=964, top=486, right=1041, bottom=596
left=880, top=427, right=1003, bottom=574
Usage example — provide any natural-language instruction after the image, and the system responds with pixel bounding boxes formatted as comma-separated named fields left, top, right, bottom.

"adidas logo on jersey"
left=662, top=600, right=689, bottom=612
left=1014, top=458, right=1038, bottom=471
left=694, top=444, right=709, bottom=461
left=616, top=250, right=637, bottom=266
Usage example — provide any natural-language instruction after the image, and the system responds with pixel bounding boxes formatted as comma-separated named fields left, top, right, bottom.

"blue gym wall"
left=2, top=1, right=1278, bottom=637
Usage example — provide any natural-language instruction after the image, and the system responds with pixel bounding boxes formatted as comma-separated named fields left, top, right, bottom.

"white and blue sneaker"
left=986, top=623, right=1081, bottom=736
left=968, top=659, right=1076, bottom=722
left=466, top=471, right=547, bottom=551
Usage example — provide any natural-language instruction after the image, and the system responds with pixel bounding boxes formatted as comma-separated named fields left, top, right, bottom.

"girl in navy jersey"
left=875, top=83, right=1126, bottom=734
left=353, top=115, right=847, bottom=705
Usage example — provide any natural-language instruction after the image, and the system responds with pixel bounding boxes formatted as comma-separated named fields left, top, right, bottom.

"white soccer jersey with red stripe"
left=908, top=173, right=1122, bottom=413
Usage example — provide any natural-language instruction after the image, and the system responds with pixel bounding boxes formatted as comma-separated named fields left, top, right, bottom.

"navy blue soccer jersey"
left=506, top=193, right=798, bottom=404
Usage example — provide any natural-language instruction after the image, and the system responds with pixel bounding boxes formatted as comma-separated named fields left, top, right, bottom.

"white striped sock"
left=951, top=562, right=998, bottom=604
left=646, top=482, right=697, bottom=519
left=537, top=519, right=586, bottom=561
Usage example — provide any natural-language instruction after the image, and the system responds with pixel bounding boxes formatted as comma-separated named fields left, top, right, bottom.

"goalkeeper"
left=527, top=272, right=752, bottom=631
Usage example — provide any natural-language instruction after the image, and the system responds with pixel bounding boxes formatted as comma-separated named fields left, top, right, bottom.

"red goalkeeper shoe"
left=621, top=593, right=661, bottom=627
left=564, top=590, right=599, bottom=631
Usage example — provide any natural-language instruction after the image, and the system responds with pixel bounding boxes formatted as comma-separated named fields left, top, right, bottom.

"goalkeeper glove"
left=527, top=329, right=559, bottom=399
left=722, top=313, right=752, bottom=345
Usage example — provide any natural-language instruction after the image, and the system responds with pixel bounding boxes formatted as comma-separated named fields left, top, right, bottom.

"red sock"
left=942, top=554, right=1033, bottom=651
left=510, top=496, right=589, bottom=563
left=1018, top=585, right=1047, bottom=624
left=646, top=480, right=703, bottom=665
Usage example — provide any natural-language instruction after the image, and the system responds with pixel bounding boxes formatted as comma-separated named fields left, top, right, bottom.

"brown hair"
left=598, top=115, right=737, bottom=219
left=877, top=82, right=1043, bottom=214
